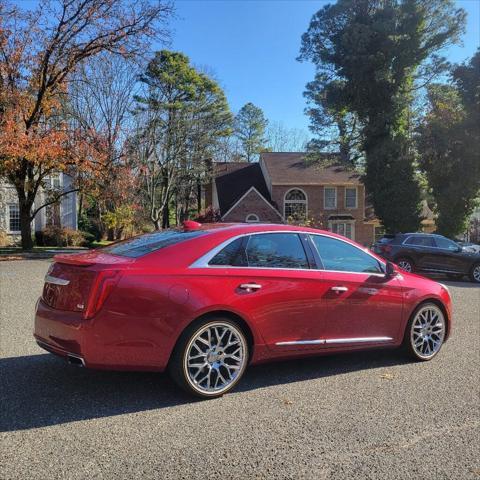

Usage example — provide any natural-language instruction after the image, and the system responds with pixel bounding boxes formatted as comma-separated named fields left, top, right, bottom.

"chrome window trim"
left=189, top=230, right=387, bottom=276
left=45, top=275, right=70, bottom=286
left=276, top=336, right=392, bottom=346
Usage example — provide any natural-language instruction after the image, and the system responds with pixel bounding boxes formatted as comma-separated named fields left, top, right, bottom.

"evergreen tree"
left=133, top=51, right=232, bottom=228
left=234, top=102, right=268, bottom=162
left=417, top=51, right=480, bottom=237
left=299, top=0, right=465, bottom=233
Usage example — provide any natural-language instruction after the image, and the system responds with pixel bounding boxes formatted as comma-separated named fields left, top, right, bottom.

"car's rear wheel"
left=403, top=303, right=446, bottom=361
left=469, top=263, right=480, bottom=283
left=169, top=317, right=249, bottom=398
left=396, top=257, right=414, bottom=273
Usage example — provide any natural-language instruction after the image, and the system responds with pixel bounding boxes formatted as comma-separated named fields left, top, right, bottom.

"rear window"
left=378, top=236, right=395, bottom=244
left=101, top=230, right=208, bottom=258
left=209, top=237, right=247, bottom=266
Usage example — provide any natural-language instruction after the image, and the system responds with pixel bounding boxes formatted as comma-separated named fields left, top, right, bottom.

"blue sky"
left=167, top=0, right=480, bottom=132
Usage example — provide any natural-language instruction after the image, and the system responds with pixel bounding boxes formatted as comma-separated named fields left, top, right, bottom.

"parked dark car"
left=373, top=233, right=480, bottom=283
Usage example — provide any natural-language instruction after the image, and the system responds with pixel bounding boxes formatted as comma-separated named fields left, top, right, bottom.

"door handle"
left=330, top=286, right=349, bottom=293
left=239, top=283, right=262, bottom=292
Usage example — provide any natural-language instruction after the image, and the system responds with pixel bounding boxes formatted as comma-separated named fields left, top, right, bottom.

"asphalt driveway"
left=1, top=260, right=479, bottom=479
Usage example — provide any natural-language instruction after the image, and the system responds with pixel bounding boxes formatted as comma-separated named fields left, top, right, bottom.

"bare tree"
left=65, top=53, right=140, bottom=238
left=265, top=121, right=310, bottom=152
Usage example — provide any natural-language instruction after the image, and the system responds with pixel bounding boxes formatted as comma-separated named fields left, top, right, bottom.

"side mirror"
left=385, top=261, right=397, bottom=277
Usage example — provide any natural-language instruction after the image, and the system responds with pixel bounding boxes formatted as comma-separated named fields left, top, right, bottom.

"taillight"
left=381, top=245, right=392, bottom=254
left=83, top=270, right=122, bottom=319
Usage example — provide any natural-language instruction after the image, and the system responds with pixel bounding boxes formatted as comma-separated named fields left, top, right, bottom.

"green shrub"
left=36, top=226, right=87, bottom=247
left=80, top=231, right=95, bottom=246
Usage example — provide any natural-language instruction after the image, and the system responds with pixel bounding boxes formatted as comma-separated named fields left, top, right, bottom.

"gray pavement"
left=1, top=260, right=479, bottom=479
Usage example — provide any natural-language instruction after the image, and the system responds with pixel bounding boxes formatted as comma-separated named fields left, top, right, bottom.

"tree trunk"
left=197, top=181, right=202, bottom=213
left=162, top=203, right=170, bottom=229
left=19, top=203, right=34, bottom=250
left=78, top=193, right=84, bottom=220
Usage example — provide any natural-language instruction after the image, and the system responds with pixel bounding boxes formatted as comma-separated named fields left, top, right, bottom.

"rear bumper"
left=34, top=298, right=87, bottom=362
left=35, top=338, right=85, bottom=366
left=34, top=297, right=170, bottom=371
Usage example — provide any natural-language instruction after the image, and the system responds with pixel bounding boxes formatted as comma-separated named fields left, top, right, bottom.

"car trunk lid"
left=42, top=252, right=133, bottom=315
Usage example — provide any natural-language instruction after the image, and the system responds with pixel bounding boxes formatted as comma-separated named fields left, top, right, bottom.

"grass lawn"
left=0, top=241, right=114, bottom=258
left=90, top=240, right=114, bottom=248
left=0, top=240, right=113, bottom=255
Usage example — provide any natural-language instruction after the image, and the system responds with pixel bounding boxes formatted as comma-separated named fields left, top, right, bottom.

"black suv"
left=373, top=233, right=480, bottom=283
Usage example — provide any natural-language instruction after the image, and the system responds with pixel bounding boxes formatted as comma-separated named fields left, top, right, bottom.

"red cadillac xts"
left=34, top=222, right=452, bottom=398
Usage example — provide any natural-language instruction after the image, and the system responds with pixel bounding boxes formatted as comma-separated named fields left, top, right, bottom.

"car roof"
left=196, top=222, right=335, bottom=236
left=400, top=233, right=445, bottom=237
left=189, top=222, right=369, bottom=249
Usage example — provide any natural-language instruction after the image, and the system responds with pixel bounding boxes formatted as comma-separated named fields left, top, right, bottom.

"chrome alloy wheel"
left=398, top=260, right=412, bottom=273
left=472, top=265, right=480, bottom=283
left=183, top=322, right=247, bottom=396
left=410, top=304, right=445, bottom=359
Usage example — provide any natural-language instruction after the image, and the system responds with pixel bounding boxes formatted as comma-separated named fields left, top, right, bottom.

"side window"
left=245, top=233, right=309, bottom=269
left=311, top=235, right=383, bottom=273
left=209, top=237, right=247, bottom=266
left=409, top=236, right=434, bottom=247
left=434, top=236, right=459, bottom=251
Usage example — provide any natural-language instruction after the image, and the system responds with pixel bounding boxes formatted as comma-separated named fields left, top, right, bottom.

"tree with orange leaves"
left=0, top=0, right=172, bottom=249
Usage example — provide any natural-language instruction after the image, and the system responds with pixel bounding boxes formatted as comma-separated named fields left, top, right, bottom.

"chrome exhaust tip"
left=67, top=354, right=85, bottom=367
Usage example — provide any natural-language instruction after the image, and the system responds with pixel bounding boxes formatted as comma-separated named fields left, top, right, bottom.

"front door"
left=431, top=236, right=467, bottom=273
left=199, top=232, right=330, bottom=350
left=309, top=234, right=404, bottom=346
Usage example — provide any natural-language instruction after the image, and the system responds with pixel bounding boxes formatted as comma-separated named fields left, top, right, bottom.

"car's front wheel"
left=169, top=317, right=249, bottom=398
left=469, top=263, right=480, bottom=283
left=403, top=303, right=446, bottom=361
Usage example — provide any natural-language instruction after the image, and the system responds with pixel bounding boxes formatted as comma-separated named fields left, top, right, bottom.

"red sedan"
left=34, top=222, right=452, bottom=398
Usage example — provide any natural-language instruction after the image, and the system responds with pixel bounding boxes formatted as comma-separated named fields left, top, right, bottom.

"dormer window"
left=284, top=189, right=307, bottom=221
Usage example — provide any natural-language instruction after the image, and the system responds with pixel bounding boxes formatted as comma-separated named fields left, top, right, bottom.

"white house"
left=0, top=173, right=78, bottom=245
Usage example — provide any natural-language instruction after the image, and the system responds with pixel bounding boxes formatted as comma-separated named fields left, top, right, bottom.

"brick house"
left=205, top=152, right=379, bottom=246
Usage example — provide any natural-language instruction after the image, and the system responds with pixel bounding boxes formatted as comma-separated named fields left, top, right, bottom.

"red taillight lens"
left=381, top=245, right=392, bottom=254
left=83, top=270, right=122, bottom=319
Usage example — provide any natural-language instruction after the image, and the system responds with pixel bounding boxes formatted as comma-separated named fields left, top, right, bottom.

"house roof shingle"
left=214, top=162, right=272, bottom=215
left=261, top=152, right=362, bottom=185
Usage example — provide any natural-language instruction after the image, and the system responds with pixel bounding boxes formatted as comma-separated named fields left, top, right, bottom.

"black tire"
left=168, top=316, right=249, bottom=399
left=402, top=302, right=446, bottom=361
left=396, top=257, right=415, bottom=273
left=469, top=263, right=480, bottom=283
